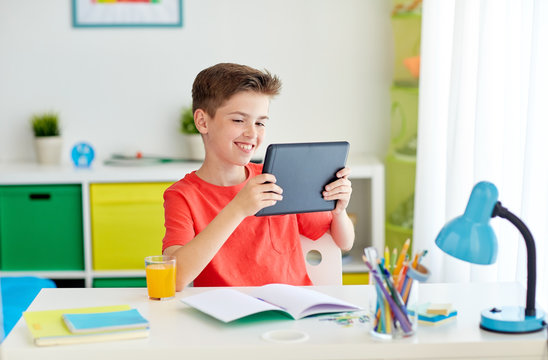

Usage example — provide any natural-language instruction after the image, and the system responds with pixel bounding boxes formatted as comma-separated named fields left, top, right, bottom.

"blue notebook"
left=62, top=308, right=149, bottom=334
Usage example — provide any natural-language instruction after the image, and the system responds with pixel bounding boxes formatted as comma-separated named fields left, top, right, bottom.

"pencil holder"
left=368, top=266, right=418, bottom=339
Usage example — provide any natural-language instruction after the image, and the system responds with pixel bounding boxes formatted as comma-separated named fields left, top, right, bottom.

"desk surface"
left=2, top=283, right=547, bottom=360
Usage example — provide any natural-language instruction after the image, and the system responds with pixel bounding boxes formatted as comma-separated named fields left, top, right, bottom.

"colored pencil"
left=393, top=238, right=410, bottom=276
left=412, top=253, right=419, bottom=269
left=384, top=246, right=390, bottom=271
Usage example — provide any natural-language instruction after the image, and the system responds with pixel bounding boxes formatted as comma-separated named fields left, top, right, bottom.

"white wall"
left=0, top=0, right=393, bottom=163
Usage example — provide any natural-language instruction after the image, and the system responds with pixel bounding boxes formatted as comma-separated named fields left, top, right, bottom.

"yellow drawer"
left=342, top=272, right=369, bottom=285
left=90, top=182, right=173, bottom=270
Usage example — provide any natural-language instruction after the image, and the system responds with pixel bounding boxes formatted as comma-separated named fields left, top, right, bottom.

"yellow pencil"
left=384, top=246, right=390, bottom=270
left=393, top=238, right=410, bottom=275
left=412, top=253, right=419, bottom=269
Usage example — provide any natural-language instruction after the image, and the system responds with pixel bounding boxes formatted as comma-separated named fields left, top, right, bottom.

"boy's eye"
left=232, top=119, right=244, bottom=123
left=256, top=122, right=266, bottom=127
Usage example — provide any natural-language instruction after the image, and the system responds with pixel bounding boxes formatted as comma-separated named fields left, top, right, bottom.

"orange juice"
left=146, top=262, right=176, bottom=300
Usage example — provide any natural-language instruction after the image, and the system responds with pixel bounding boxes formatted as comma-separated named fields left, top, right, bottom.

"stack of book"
left=23, top=304, right=149, bottom=346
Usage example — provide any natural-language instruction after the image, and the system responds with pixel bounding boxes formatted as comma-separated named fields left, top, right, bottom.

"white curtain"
left=414, top=0, right=548, bottom=308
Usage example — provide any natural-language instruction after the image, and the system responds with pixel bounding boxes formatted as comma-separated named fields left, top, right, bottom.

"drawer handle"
left=29, top=193, right=51, bottom=200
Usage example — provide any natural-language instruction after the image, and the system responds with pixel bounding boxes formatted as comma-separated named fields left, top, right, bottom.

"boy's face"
left=200, top=91, right=270, bottom=167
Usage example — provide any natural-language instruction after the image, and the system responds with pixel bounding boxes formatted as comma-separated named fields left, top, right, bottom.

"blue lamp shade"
left=435, top=182, right=499, bottom=265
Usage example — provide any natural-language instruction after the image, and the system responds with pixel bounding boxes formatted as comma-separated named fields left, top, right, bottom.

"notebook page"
left=181, top=288, right=283, bottom=323
left=249, top=284, right=360, bottom=319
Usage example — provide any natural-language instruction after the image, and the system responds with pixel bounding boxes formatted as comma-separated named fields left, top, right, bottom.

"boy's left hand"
left=323, top=167, right=352, bottom=215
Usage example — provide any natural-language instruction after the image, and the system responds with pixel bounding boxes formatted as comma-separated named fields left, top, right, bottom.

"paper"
left=181, top=284, right=361, bottom=323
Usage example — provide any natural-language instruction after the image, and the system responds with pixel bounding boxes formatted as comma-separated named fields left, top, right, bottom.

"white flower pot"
left=34, top=136, right=63, bottom=165
left=184, top=134, right=205, bottom=161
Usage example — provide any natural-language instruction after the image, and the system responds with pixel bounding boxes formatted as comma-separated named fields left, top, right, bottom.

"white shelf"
left=0, top=271, right=86, bottom=279
left=0, top=154, right=384, bottom=284
left=92, top=270, right=146, bottom=278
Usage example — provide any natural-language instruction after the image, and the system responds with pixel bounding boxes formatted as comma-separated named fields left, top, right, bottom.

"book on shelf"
left=180, top=283, right=361, bottom=323
left=23, top=304, right=149, bottom=346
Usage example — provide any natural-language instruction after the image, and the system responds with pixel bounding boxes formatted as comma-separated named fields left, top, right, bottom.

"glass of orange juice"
left=145, top=255, right=176, bottom=300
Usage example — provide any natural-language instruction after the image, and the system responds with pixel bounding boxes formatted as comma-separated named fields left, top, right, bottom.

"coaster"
left=261, top=329, right=310, bottom=343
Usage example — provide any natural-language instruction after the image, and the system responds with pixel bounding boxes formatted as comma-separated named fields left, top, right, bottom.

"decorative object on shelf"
left=392, top=0, right=422, bottom=16
left=103, top=153, right=187, bottom=166
left=180, top=106, right=205, bottom=161
left=71, top=142, right=95, bottom=168
left=403, top=56, right=420, bottom=79
left=391, top=1, right=422, bottom=86
left=435, top=181, right=546, bottom=333
left=72, top=0, right=183, bottom=28
left=31, top=111, right=62, bottom=165
left=394, top=134, right=417, bottom=160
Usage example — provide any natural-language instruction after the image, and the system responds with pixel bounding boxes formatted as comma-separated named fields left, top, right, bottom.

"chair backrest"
left=300, top=232, right=342, bottom=285
left=0, top=278, right=3, bottom=343
left=1, top=276, right=56, bottom=340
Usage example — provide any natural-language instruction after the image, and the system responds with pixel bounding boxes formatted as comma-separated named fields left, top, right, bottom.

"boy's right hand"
left=230, top=173, right=283, bottom=217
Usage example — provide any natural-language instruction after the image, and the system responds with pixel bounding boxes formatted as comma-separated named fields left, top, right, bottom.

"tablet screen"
left=255, top=141, right=349, bottom=216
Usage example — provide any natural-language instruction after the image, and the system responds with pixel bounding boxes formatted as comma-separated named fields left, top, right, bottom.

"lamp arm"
left=492, top=201, right=537, bottom=316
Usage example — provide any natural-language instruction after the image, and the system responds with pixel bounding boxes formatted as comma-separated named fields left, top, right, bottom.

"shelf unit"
left=385, top=3, right=422, bottom=251
left=0, top=155, right=384, bottom=286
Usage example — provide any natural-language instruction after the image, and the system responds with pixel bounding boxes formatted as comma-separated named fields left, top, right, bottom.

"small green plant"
left=31, top=112, right=60, bottom=137
left=180, top=106, right=199, bottom=135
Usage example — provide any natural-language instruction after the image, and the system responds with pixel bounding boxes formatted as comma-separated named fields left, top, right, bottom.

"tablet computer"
left=255, top=141, right=349, bottom=216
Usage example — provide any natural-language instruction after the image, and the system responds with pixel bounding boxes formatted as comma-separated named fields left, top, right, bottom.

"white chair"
left=300, top=232, right=342, bottom=285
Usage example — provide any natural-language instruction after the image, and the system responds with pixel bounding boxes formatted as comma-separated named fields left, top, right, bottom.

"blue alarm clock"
left=71, top=142, right=95, bottom=168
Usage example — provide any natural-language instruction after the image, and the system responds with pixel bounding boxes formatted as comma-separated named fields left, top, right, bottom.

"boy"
left=163, top=63, right=354, bottom=290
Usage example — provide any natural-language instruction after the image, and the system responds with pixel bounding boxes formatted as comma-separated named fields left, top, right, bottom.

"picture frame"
left=72, top=0, right=183, bottom=28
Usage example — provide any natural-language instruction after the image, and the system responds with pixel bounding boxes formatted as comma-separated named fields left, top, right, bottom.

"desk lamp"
left=435, top=181, right=546, bottom=333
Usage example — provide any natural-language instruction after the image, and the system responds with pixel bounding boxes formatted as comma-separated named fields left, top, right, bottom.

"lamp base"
left=480, top=306, right=546, bottom=333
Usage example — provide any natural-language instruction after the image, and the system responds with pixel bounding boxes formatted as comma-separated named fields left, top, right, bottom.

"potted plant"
left=180, top=106, right=205, bottom=161
left=31, top=111, right=63, bottom=165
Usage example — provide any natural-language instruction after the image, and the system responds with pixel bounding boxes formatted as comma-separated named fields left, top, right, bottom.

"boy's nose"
left=243, top=124, right=256, bottom=138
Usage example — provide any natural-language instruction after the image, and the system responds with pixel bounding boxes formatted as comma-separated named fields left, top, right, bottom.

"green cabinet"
left=0, top=185, right=84, bottom=270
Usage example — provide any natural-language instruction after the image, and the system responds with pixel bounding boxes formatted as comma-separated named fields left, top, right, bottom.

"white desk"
left=2, top=283, right=546, bottom=360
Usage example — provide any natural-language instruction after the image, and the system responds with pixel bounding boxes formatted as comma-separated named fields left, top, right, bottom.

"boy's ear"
left=194, top=109, right=208, bottom=134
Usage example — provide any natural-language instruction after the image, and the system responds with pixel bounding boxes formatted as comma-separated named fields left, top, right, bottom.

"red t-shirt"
left=162, top=162, right=332, bottom=287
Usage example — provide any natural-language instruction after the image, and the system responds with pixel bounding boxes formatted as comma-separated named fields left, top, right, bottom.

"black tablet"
left=255, top=141, right=349, bottom=216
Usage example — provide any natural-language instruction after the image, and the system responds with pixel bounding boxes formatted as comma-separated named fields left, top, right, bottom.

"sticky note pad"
left=426, top=303, right=453, bottom=316
left=418, top=314, right=457, bottom=326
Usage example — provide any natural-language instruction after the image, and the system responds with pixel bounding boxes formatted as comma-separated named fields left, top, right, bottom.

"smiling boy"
left=162, top=63, right=354, bottom=290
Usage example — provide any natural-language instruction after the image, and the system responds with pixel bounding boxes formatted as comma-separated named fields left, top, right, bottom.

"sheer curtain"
left=414, top=0, right=548, bottom=308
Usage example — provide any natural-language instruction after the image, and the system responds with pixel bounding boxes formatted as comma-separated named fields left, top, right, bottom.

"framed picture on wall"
left=72, top=0, right=183, bottom=28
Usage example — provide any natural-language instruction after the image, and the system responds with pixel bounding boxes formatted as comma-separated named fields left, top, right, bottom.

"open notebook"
left=181, top=283, right=361, bottom=323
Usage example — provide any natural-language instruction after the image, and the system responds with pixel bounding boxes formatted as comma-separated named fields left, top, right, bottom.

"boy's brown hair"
left=192, top=63, right=282, bottom=116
